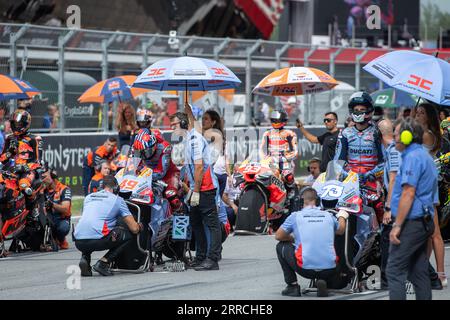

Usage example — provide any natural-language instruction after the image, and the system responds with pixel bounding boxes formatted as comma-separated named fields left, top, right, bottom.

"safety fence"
left=1, top=23, right=450, bottom=131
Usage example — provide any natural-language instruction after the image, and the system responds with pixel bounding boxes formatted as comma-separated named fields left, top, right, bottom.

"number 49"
left=119, top=179, right=138, bottom=190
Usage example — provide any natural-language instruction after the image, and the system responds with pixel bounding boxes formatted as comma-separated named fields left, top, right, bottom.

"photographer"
left=41, top=165, right=72, bottom=250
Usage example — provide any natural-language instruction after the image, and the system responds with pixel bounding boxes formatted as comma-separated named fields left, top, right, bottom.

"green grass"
left=72, top=197, right=84, bottom=216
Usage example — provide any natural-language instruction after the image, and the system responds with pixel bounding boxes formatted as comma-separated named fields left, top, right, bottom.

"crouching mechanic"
left=74, top=175, right=143, bottom=276
left=275, top=188, right=348, bottom=297
left=132, top=128, right=182, bottom=212
left=41, top=164, right=72, bottom=249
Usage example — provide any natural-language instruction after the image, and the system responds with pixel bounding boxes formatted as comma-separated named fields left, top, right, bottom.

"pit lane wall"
left=41, top=126, right=328, bottom=195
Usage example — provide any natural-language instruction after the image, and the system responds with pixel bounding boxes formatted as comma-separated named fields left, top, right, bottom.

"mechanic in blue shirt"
left=275, top=187, right=348, bottom=297
left=74, top=175, right=143, bottom=277
left=170, top=107, right=221, bottom=272
left=387, top=118, right=439, bottom=300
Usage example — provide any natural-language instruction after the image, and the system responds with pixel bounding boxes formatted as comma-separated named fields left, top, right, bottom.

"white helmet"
left=287, top=97, right=297, bottom=105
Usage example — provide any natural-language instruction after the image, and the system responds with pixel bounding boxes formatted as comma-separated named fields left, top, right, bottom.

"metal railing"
left=0, top=22, right=432, bottom=131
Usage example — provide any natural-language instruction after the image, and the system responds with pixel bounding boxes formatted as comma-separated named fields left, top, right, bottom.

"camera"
left=168, top=30, right=179, bottom=50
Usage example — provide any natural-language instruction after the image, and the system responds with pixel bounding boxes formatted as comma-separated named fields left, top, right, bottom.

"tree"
left=421, top=2, right=450, bottom=44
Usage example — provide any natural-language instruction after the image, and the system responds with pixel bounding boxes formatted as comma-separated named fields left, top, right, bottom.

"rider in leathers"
left=132, top=127, right=182, bottom=213
left=260, top=109, right=298, bottom=199
left=334, top=91, right=384, bottom=249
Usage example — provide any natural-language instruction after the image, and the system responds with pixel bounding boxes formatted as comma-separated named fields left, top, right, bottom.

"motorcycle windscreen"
left=235, top=188, right=267, bottom=234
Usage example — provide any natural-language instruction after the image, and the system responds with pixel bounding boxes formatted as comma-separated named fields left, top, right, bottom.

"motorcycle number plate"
left=119, top=179, right=139, bottom=191
left=243, top=164, right=260, bottom=173
left=321, top=184, right=344, bottom=199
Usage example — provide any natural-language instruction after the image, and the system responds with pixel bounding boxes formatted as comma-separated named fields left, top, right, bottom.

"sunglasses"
left=323, top=118, right=335, bottom=123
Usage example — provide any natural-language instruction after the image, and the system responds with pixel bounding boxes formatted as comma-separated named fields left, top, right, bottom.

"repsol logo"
left=350, top=148, right=373, bottom=155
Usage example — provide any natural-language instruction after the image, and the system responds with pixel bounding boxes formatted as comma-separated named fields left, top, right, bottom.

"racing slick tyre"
left=235, top=187, right=267, bottom=235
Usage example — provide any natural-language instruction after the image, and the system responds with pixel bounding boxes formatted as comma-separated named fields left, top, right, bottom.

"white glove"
left=190, top=191, right=200, bottom=207
left=336, top=210, right=349, bottom=220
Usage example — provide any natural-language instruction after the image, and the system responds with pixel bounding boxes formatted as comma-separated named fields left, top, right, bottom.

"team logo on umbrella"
left=15, top=80, right=31, bottom=89
left=147, top=68, right=166, bottom=77
left=108, top=81, right=121, bottom=91
left=174, top=69, right=206, bottom=76
left=210, top=68, right=229, bottom=76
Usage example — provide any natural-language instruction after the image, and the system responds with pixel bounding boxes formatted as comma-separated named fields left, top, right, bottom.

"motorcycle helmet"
left=348, top=91, right=374, bottom=123
left=133, top=128, right=157, bottom=160
left=11, top=109, right=31, bottom=136
left=270, top=108, right=288, bottom=129
left=136, top=108, right=153, bottom=129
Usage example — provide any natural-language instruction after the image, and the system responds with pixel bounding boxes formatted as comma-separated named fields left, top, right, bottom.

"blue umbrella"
left=364, top=50, right=450, bottom=106
left=78, top=75, right=151, bottom=104
left=0, top=75, right=40, bottom=101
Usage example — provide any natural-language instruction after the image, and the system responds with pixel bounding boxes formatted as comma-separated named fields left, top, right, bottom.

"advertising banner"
left=41, top=127, right=329, bottom=195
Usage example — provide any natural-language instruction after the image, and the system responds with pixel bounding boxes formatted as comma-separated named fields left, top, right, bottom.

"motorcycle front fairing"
left=312, top=161, right=361, bottom=214
left=115, top=157, right=154, bottom=204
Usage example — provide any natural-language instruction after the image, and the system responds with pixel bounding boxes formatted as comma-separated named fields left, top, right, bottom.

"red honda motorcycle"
left=233, top=155, right=300, bottom=235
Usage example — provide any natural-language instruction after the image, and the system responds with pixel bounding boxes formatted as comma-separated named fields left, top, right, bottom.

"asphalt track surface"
left=1, top=223, right=450, bottom=300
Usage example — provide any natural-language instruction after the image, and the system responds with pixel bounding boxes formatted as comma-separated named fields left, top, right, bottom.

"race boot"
left=155, top=251, right=164, bottom=265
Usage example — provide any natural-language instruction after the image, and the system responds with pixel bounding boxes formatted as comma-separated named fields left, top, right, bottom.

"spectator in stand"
left=42, top=104, right=59, bottom=130
left=116, top=103, right=138, bottom=148
left=297, top=112, right=340, bottom=172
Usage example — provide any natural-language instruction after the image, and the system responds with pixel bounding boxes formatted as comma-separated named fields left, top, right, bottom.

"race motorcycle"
left=113, top=156, right=187, bottom=272
left=0, top=163, right=57, bottom=257
left=233, top=155, right=300, bottom=235
left=308, top=160, right=379, bottom=293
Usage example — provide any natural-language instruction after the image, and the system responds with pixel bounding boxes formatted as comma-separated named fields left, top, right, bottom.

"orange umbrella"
left=78, top=75, right=151, bottom=103
left=253, top=67, right=338, bottom=96
left=0, top=74, right=40, bottom=100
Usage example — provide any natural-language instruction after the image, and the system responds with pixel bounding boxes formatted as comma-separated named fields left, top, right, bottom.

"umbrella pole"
left=185, top=80, right=188, bottom=106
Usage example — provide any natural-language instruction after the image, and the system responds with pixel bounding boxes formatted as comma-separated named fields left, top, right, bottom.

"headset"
left=299, top=186, right=321, bottom=208
left=400, top=120, right=415, bottom=146
left=179, top=113, right=189, bottom=130
left=307, top=157, right=322, bottom=173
